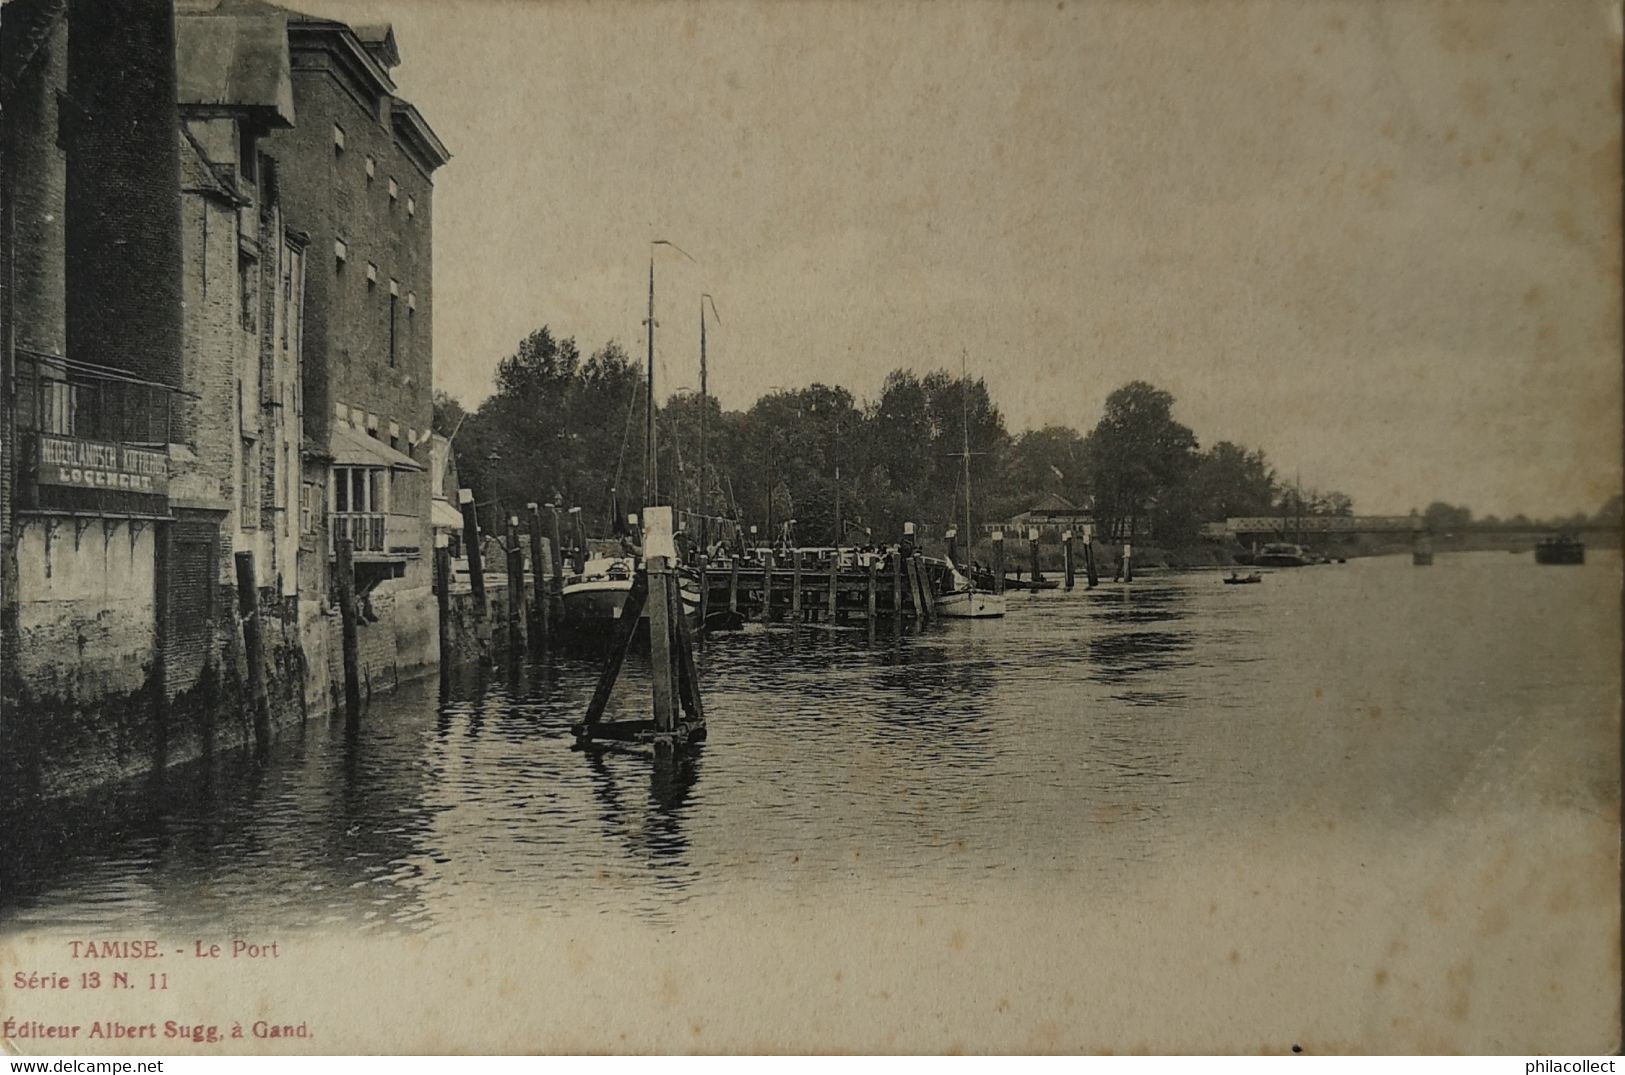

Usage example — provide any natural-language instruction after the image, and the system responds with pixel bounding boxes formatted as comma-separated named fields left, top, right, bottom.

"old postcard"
left=0, top=0, right=1619, bottom=1056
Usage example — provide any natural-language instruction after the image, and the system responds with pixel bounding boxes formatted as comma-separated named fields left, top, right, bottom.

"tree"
left=431, top=390, right=466, bottom=438
left=1083, top=382, right=1198, bottom=540
left=1423, top=501, right=1473, bottom=533
left=997, top=426, right=1091, bottom=521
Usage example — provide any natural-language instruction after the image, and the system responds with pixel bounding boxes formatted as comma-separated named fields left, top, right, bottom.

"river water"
left=2, top=551, right=1618, bottom=1051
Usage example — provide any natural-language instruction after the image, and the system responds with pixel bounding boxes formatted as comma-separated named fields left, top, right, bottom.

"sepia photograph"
left=0, top=0, right=1620, bottom=1057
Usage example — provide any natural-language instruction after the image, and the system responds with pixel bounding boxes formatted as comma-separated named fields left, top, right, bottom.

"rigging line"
left=612, top=378, right=641, bottom=496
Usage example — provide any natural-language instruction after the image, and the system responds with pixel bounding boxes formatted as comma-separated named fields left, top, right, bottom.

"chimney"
left=64, top=0, right=184, bottom=392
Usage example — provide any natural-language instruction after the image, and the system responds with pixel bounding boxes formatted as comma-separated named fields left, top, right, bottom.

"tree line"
left=437, top=325, right=1359, bottom=548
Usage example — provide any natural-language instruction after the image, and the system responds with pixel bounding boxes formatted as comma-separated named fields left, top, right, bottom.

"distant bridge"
left=1204, top=515, right=1620, bottom=543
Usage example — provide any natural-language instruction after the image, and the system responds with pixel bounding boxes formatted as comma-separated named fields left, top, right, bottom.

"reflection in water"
left=1, top=553, right=1618, bottom=933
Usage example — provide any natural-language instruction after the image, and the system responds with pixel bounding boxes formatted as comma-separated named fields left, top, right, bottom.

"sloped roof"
left=1030, top=492, right=1081, bottom=513
left=176, top=7, right=295, bottom=125
left=331, top=424, right=424, bottom=472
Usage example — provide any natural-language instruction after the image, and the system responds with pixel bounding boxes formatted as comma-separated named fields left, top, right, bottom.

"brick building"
left=232, top=2, right=451, bottom=681
left=174, top=4, right=315, bottom=706
left=1, top=0, right=196, bottom=802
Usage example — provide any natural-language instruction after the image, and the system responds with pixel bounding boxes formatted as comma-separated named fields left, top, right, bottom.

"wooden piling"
left=434, top=543, right=451, bottom=670
left=698, top=555, right=710, bottom=625
left=827, top=552, right=838, bottom=621
left=458, top=488, right=488, bottom=642
left=892, top=546, right=904, bottom=615
left=1063, top=530, right=1075, bottom=591
left=1029, top=528, right=1042, bottom=593
left=1084, top=527, right=1100, bottom=588
left=729, top=555, right=740, bottom=613
left=791, top=548, right=802, bottom=619
left=648, top=555, right=677, bottom=741
left=506, top=516, right=526, bottom=657
left=1122, top=542, right=1133, bottom=583
left=917, top=553, right=937, bottom=621
left=763, top=551, right=778, bottom=623
left=234, top=550, right=272, bottom=754
left=867, top=559, right=878, bottom=621
left=527, top=502, right=548, bottom=637
left=548, top=503, right=564, bottom=579
left=333, top=537, right=362, bottom=723
left=992, top=531, right=1005, bottom=594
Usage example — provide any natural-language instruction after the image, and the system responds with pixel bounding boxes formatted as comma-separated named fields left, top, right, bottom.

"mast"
left=961, top=350, right=973, bottom=538
left=644, top=258, right=657, bottom=509
left=698, top=297, right=707, bottom=549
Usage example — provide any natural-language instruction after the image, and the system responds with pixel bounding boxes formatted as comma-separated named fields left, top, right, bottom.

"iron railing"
left=12, top=351, right=175, bottom=445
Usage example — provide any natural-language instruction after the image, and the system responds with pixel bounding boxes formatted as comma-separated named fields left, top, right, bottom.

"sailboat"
left=560, top=251, right=700, bottom=635
left=934, top=352, right=1006, bottom=619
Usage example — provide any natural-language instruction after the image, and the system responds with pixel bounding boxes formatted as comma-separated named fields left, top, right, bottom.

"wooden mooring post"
left=572, top=506, right=705, bottom=755
left=506, top=515, right=526, bottom=659
left=333, top=537, right=362, bottom=723
left=234, top=550, right=272, bottom=754
left=791, top=549, right=803, bottom=620
left=1029, top=527, right=1042, bottom=593
left=527, top=502, right=549, bottom=639
left=991, top=531, right=1005, bottom=594
left=892, top=545, right=903, bottom=615
left=434, top=536, right=451, bottom=671
left=548, top=503, right=564, bottom=580
left=1063, top=530, right=1075, bottom=591
left=458, top=488, right=490, bottom=662
left=867, top=559, right=878, bottom=621
left=1122, top=542, right=1134, bottom=583
left=1083, top=525, right=1100, bottom=588
left=826, top=550, right=839, bottom=621
left=761, top=550, right=776, bottom=624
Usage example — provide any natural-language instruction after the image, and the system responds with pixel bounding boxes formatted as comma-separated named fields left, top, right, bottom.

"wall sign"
left=34, top=433, right=169, bottom=495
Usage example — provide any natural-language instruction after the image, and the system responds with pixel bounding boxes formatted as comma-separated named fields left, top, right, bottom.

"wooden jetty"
left=695, top=546, right=942, bottom=623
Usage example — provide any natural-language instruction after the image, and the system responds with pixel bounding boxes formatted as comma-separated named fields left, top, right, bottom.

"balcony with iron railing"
left=329, top=511, right=422, bottom=561
left=13, top=350, right=176, bottom=444
left=11, top=351, right=178, bottom=516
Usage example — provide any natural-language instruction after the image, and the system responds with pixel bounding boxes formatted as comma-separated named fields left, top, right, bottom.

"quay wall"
left=4, top=544, right=464, bottom=808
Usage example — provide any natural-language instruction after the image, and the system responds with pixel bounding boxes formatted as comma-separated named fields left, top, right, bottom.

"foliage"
left=448, top=325, right=1402, bottom=549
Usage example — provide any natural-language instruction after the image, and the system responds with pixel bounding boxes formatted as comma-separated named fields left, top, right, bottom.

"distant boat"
left=1534, top=534, right=1585, bottom=565
left=930, top=556, right=1005, bottom=618
left=1255, top=541, right=1313, bottom=567
left=1222, top=571, right=1262, bottom=585
left=939, top=349, right=1005, bottom=619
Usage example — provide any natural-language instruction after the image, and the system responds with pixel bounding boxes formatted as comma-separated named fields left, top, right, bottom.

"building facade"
left=0, top=0, right=450, bottom=804
left=252, top=7, right=451, bottom=684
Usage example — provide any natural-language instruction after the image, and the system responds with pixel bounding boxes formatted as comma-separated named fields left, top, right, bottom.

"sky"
left=302, top=0, right=1622, bottom=518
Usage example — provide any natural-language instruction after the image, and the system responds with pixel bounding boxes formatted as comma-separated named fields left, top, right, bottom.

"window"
left=238, top=125, right=257, bottom=185
left=406, top=195, right=416, bottom=218
left=365, top=155, right=375, bottom=179
left=388, top=291, right=398, bottom=367
left=366, top=262, right=378, bottom=287
left=388, top=177, right=398, bottom=203
left=240, top=440, right=258, bottom=527
left=301, top=481, right=318, bottom=534
left=238, top=254, right=257, bottom=332
left=334, top=237, right=348, bottom=273
left=333, top=124, right=346, bottom=152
